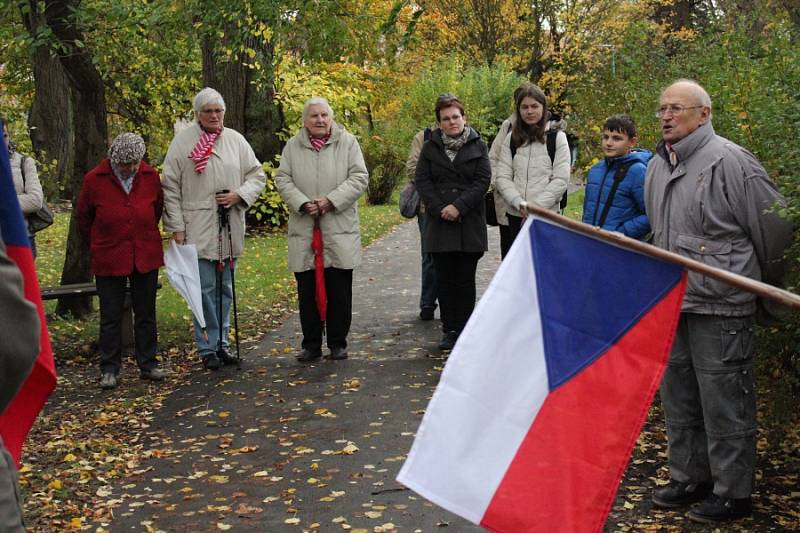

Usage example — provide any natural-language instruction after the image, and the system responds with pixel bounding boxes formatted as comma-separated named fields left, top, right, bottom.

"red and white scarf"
left=189, top=130, right=220, bottom=174
left=309, top=133, right=330, bottom=152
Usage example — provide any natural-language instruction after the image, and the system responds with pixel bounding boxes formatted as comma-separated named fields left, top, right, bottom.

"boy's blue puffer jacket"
left=582, top=149, right=652, bottom=239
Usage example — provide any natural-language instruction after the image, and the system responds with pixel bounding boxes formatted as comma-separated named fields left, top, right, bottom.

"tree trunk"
left=44, top=0, right=108, bottom=317
left=720, top=0, right=766, bottom=36
left=524, top=3, right=547, bottom=82
left=202, top=33, right=248, bottom=134
left=783, top=0, right=800, bottom=31
left=202, top=33, right=284, bottom=164
left=652, top=0, right=710, bottom=33
left=22, top=1, right=75, bottom=201
left=243, top=38, right=284, bottom=164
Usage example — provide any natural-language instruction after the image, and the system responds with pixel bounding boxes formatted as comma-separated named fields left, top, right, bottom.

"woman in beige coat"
left=276, top=97, right=369, bottom=363
left=162, top=87, right=265, bottom=370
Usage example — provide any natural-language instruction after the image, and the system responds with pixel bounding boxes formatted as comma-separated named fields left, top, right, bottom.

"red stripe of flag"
left=0, top=244, right=56, bottom=465
left=480, top=276, right=686, bottom=533
left=0, top=123, right=57, bottom=466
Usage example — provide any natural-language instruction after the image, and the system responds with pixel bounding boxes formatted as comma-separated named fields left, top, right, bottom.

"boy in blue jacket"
left=582, top=114, right=651, bottom=239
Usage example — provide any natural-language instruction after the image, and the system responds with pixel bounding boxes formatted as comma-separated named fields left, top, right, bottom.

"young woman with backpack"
left=494, top=82, right=571, bottom=247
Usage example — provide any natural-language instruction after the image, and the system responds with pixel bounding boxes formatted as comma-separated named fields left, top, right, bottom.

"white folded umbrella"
left=164, top=241, right=206, bottom=332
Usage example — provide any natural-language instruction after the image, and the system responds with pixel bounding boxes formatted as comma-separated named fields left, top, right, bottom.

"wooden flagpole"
left=526, top=204, right=800, bottom=310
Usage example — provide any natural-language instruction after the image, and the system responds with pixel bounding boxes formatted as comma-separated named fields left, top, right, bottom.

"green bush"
left=360, top=133, right=405, bottom=205
left=561, top=20, right=677, bottom=173
left=359, top=61, right=524, bottom=206
left=566, top=16, right=800, bottom=434
left=376, top=60, right=526, bottom=153
left=246, top=160, right=289, bottom=229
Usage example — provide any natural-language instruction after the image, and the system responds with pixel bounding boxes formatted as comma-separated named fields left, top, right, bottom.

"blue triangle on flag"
left=529, top=219, right=683, bottom=391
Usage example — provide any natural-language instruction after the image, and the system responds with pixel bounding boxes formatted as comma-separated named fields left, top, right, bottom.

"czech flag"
left=0, top=124, right=57, bottom=465
left=397, top=215, right=686, bottom=532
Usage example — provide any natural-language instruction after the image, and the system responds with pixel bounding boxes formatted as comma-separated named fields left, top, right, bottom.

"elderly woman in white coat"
left=3, top=120, right=44, bottom=258
left=276, top=97, right=369, bottom=363
left=495, top=82, right=570, bottom=246
left=162, top=87, right=266, bottom=371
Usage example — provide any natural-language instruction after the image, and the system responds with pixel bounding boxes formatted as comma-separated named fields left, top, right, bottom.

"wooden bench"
left=41, top=281, right=161, bottom=354
left=40, top=282, right=100, bottom=301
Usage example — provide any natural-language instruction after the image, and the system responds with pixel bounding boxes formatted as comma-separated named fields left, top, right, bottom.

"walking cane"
left=225, top=214, right=241, bottom=366
left=216, top=198, right=227, bottom=358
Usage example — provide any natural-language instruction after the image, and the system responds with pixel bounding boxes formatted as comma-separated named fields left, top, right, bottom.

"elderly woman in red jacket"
left=77, top=133, right=166, bottom=390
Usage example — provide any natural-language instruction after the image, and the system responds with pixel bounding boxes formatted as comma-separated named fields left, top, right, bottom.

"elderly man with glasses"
left=645, top=79, right=792, bottom=523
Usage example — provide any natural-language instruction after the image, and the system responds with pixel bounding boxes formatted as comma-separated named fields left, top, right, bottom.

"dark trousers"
left=661, top=313, right=756, bottom=498
left=295, top=267, right=353, bottom=351
left=417, top=215, right=438, bottom=309
left=96, top=269, right=158, bottom=375
left=499, top=224, right=512, bottom=260
left=506, top=215, right=525, bottom=250
left=432, top=251, right=482, bottom=334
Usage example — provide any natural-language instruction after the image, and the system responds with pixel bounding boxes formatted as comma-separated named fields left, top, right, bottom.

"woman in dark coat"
left=77, top=133, right=166, bottom=389
left=415, top=95, right=491, bottom=351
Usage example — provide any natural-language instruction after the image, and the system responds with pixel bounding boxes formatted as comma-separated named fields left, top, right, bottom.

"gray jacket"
left=645, top=121, right=793, bottom=316
left=0, top=242, right=40, bottom=533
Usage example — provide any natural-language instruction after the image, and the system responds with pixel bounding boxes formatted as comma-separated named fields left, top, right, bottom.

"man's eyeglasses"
left=655, top=105, right=704, bottom=118
left=440, top=114, right=464, bottom=123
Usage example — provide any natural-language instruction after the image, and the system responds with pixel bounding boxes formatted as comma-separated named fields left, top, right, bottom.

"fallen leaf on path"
left=341, top=442, right=359, bottom=455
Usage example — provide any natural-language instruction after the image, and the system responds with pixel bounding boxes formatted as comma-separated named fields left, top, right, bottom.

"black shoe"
left=419, top=307, right=435, bottom=321
left=140, top=367, right=167, bottom=381
left=296, top=348, right=322, bottom=362
left=687, top=494, right=752, bottom=523
left=438, top=331, right=459, bottom=351
left=202, top=353, right=221, bottom=370
left=100, top=372, right=118, bottom=390
left=217, top=348, right=238, bottom=366
left=327, top=347, right=348, bottom=360
left=652, top=480, right=713, bottom=508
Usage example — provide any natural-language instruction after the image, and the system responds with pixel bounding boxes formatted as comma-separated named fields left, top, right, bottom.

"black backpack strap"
left=504, top=122, right=517, bottom=159
left=597, top=161, right=633, bottom=228
left=19, top=155, right=27, bottom=185
left=423, top=127, right=432, bottom=142
left=511, top=127, right=557, bottom=165
left=510, top=134, right=517, bottom=160
left=546, top=130, right=557, bottom=164
left=546, top=130, right=569, bottom=210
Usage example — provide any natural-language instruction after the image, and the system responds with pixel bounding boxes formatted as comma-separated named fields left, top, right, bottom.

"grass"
left=563, top=187, right=585, bottom=221
left=38, top=195, right=405, bottom=356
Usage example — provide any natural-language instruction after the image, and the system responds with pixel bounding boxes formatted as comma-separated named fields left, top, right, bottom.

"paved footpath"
left=111, top=221, right=500, bottom=532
